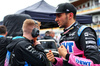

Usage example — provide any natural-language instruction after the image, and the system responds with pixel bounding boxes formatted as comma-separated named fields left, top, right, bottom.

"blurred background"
left=0, top=0, right=100, bottom=43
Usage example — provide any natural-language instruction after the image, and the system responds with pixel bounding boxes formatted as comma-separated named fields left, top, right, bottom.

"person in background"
left=45, top=31, right=51, bottom=37
left=5, top=19, right=48, bottom=66
left=49, top=31, right=59, bottom=47
left=49, top=31, right=56, bottom=42
left=0, top=25, right=12, bottom=66
left=46, top=2, right=100, bottom=66
left=41, top=31, right=56, bottom=49
left=49, top=31, right=55, bottom=38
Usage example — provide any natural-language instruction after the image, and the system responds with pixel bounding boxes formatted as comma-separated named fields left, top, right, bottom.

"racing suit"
left=6, top=36, right=48, bottom=66
left=53, top=22, right=100, bottom=66
left=0, top=35, right=12, bottom=66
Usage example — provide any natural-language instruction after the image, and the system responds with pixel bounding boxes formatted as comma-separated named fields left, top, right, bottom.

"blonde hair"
left=22, top=19, right=41, bottom=33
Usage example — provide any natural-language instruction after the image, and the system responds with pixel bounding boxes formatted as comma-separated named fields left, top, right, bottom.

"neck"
left=0, top=34, right=6, bottom=37
left=65, top=19, right=75, bottom=29
left=23, top=34, right=33, bottom=40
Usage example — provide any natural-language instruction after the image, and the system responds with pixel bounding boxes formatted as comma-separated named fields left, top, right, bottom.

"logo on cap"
left=66, top=9, right=69, bottom=12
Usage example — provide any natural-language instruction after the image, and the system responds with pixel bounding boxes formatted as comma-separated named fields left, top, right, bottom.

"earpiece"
left=31, top=28, right=39, bottom=38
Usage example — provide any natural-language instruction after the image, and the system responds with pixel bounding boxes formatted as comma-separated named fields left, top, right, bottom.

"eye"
left=56, top=14, right=61, bottom=17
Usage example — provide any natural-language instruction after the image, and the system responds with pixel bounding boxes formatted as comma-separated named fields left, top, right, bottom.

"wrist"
left=51, top=58, right=55, bottom=63
left=65, top=54, right=70, bottom=60
left=53, top=58, right=57, bottom=64
left=62, top=52, right=67, bottom=58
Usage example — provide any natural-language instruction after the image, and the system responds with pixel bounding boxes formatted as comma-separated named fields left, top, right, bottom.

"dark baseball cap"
left=55, top=3, right=77, bottom=15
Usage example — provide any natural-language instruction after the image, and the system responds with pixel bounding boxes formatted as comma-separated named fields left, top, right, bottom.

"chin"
left=59, top=26, right=61, bottom=28
left=58, top=25, right=61, bottom=27
left=59, top=25, right=63, bottom=28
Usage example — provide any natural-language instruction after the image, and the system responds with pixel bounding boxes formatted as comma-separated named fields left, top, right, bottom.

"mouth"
left=58, top=24, right=60, bottom=26
left=57, top=22, right=60, bottom=26
left=57, top=21, right=59, bottom=24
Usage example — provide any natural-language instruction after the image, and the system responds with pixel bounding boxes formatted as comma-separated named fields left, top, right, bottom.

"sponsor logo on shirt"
left=67, top=37, right=74, bottom=40
left=69, top=32, right=76, bottom=36
left=85, top=37, right=95, bottom=40
left=86, top=41, right=96, bottom=44
left=26, top=46, right=36, bottom=53
left=61, top=41, right=74, bottom=53
left=86, top=45, right=97, bottom=49
left=84, top=32, right=94, bottom=37
left=75, top=58, right=91, bottom=66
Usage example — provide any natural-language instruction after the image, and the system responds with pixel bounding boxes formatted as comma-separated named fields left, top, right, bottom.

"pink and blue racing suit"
left=53, top=22, right=100, bottom=66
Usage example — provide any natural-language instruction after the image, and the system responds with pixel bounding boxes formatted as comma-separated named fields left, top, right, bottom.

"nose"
left=55, top=17, right=58, bottom=22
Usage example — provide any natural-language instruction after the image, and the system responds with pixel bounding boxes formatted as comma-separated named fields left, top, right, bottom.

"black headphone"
left=31, top=28, right=39, bottom=38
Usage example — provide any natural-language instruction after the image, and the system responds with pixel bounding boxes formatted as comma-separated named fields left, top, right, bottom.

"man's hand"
left=46, top=50, right=55, bottom=63
left=58, top=45, right=67, bottom=58
left=34, top=40, right=40, bottom=46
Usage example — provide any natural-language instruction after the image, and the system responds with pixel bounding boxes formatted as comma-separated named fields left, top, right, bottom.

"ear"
left=3, top=32, right=7, bottom=37
left=69, top=12, right=73, bottom=20
left=5, top=32, right=7, bottom=35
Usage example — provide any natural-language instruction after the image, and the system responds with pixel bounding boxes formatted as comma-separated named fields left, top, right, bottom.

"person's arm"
left=34, top=40, right=44, bottom=52
left=16, top=41, right=47, bottom=66
left=59, top=28, right=100, bottom=66
left=46, top=50, right=63, bottom=66
left=58, top=45, right=100, bottom=66
left=80, top=28, right=100, bottom=63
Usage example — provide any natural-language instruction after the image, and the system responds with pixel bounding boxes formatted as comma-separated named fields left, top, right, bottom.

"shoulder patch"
left=78, top=25, right=88, bottom=36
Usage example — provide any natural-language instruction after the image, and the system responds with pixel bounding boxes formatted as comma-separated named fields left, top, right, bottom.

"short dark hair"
left=0, top=25, right=7, bottom=34
left=45, top=31, right=50, bottom=36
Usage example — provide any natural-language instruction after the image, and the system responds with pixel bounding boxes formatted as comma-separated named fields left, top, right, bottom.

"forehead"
left=56, top=13, right=63, bottom=15
left=56, top=13, right=66, bottom=16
